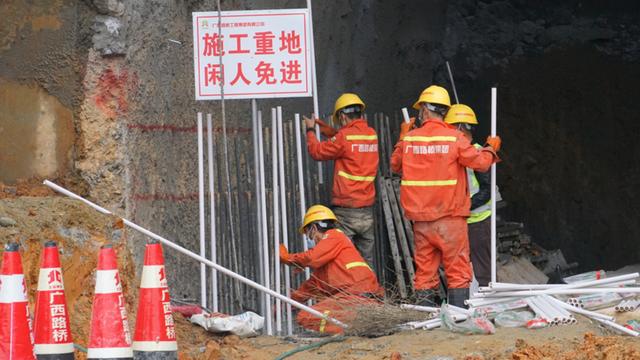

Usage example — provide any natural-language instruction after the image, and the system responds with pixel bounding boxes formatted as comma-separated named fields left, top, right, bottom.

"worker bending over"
left=280, top=205, right=383, bottom=334
left=444, top=104, right=500, bottom=287
left=303, top=93, right=379, bottom=268
left=391, top=85, right=501, bottom=308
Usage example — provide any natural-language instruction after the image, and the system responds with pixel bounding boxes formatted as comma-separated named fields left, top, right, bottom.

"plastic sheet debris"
left=526, top=318, right=549, bottom=329
left=494, top=310, right=534, bottom=328
left=440, top=305, right=495, bottom=335
left=190, top=311, right=264, bottom=337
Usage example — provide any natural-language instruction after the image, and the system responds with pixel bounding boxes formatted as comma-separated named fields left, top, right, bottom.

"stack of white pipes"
left=466, top=273, right=640, bottom=335
left=615, top=299, right=640, bottom=312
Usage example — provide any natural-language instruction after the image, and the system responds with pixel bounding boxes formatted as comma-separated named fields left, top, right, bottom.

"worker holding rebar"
left=303, top=93, right=379, bottom=268
left=444, top=104, right=501, bottom=288
left=391, top=85, right=501, bottom=308
left=280, top=205, right=383, bottom=334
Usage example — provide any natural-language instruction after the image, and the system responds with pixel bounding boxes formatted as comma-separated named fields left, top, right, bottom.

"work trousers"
left=413, top=216, right=472, bottom=290
left=468, top=217, right=491, bottom=287
left=332, top=206, right=375, bottom=269
left=296, top=293, right=379, bottom=334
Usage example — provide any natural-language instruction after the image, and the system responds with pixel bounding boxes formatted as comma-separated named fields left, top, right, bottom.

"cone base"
left=133, top=351, right=177, bottom=360
left=36, top=353, right=74, bottom=360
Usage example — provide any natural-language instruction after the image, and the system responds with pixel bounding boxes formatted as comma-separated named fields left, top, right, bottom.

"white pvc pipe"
left=271, top=108, right=282, bottom=334
left=490, top=87, right=497, bottom=284
left=401, top=108, right=410, bottom=123
left=400, top=304, right=439, bottom=313
left=197, top=113, right=207, bottom=308
left=294, top=114, right=311, bottom=282
left=466, top=296, right=520, bottom=307
left=42, top=180, right=348, bottom=329
left=537, top=296, right=563, bottom=322
left=547, top=296, right=614, bottom=321
left=306, top=0, right=322, bottom=184
left=526, top=298, right=551, bottom=322
left=592, top=317, right=639, bottom=337
left=483, top=279, right=636, bottom=294
left=478, top=287, right=640, bottom=298
left=257, top=111, right=273, bottom=334
left=488, top=273, right=638, bottom=292
left=276, top=107, right=293, bottom=336
left=207, top=113, right=218, bottom=312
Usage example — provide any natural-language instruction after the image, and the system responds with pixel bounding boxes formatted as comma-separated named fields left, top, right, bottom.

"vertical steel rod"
left=197, top=112, right=207, bottom=307
left=271, top=108, right=282, bottom=334
left=207, top=113, right=218, bottom=312
left=257, top=111, right=273, bottom=335
left=277, top=107, right=293, bottom=335
left=490, top=87, right=497, bottom=284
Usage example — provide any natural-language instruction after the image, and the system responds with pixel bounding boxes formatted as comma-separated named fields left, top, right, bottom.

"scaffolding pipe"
left=257, top=111, right=273, bottom=334
left=42, top=180, right=348, bottom=329
left=251, top=101, right=262, bottom=317
left=306, top=0, right=322, bottom=184
left=401, top=108, right=410, bottom=124
left=197, top=113, right=207, bottom=308
left=207, top=113, right=218, bottom=312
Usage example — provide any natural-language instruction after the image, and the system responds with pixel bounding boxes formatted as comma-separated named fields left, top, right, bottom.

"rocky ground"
left=1, top=192, right=639, bottom=360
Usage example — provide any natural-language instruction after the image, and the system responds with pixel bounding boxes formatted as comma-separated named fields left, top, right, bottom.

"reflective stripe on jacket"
left=467, top=144, right=492, bottom=224
left=307, top=119, right=379, bottom=208
left=287, top=229, right=382, bottom=302
left=390, top=119, right=499, bottom=221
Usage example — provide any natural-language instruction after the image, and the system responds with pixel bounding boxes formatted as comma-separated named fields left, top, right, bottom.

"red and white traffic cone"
left=132, top=240, right=177, bottom=359
left=87, top=244, right=133, bottom=359
left=33, top=241, right=74, bottom=360
left=0, top=242, right=36, bottom=360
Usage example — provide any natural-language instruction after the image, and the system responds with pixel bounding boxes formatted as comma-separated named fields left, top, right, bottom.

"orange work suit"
left=390, top=119, right=499, bottom=290
left=283, top=229, right=383, bottom=334
left=306, top=119, right=379, bottom=208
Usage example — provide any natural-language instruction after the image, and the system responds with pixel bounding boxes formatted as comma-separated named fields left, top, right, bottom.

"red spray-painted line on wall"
left=127, top=124, right=252, bottom=134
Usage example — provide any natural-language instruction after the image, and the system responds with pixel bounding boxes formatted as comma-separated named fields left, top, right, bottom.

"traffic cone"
left=87, top=244, right=133, bottom=359
left=132, top=240, right=177, bottom=359
left=33, top=241, right=74, bottom=359
left=0, top=242, right=36, bottom=359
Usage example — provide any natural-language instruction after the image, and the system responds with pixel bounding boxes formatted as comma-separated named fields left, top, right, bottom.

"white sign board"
left=193, top=9, right=312, bottom=100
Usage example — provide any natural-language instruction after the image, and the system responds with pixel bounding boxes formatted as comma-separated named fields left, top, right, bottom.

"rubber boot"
left=415, top=289, right=438, bottom=307
left=447, top=288, right=470, bottom=309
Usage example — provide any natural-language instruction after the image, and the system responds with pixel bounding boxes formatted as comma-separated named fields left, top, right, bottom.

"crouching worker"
left=279, top=205, right=384, bottom=334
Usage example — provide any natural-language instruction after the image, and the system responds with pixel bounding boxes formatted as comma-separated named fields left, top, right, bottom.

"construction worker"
left=303, top=93, right=379, bottom=268
left=390, top=85, right=501, bottom=308
left=444, top=104, right=497, bottom=287
left=279, top=205, right=383, bottom=334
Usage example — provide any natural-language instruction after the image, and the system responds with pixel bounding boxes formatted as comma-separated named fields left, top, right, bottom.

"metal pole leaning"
left=257, top=111, right=273, bottom=334
left=306, top=0, right=323, bottom=184
left=271, top=108, right=282, bottom=334
left=207, top=113, right=218, bottom=312
left=490, top=88, right=497, bottom=284
left=42, top=180, right=348, bottom=330
left=276, top=107, right=293, bottom=336
left=294, top=114, right=311, bottom=281
left=197, top=113, right=207, bottom=308
left=446, top=61, right=460, bottom=104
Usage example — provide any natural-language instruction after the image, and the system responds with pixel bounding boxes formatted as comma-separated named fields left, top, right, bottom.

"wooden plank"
left=384, top=178, right=415, bottom=293
left=378, top=177, right=407, bottom=298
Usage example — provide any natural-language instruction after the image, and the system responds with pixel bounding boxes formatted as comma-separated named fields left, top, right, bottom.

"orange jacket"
left=307, top=119, right=379, bottom=208
left=390, top=119, right=499, bottom=221
left=285, top=229, right=382, bottom=303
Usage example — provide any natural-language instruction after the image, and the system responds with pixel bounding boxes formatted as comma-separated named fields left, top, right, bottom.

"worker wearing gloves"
left=444, top=104, right=500, bottom=287
left=303, top=93, right=379, bottom=268
left=390, top=85, right=501, bottom=308
left=280, top=205, right=383, bottom=334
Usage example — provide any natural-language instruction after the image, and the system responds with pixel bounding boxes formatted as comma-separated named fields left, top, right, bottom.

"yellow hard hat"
left=299, top=205, right=338, bottom=233
left=444, top=104, right=478, bottom=125
left=333, top=93, right=365, bottom=122
left=412, top=85, right=451, bottom=110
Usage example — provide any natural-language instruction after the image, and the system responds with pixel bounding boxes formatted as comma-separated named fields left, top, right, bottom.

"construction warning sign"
left=192, top=9, right=312, bottom=100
